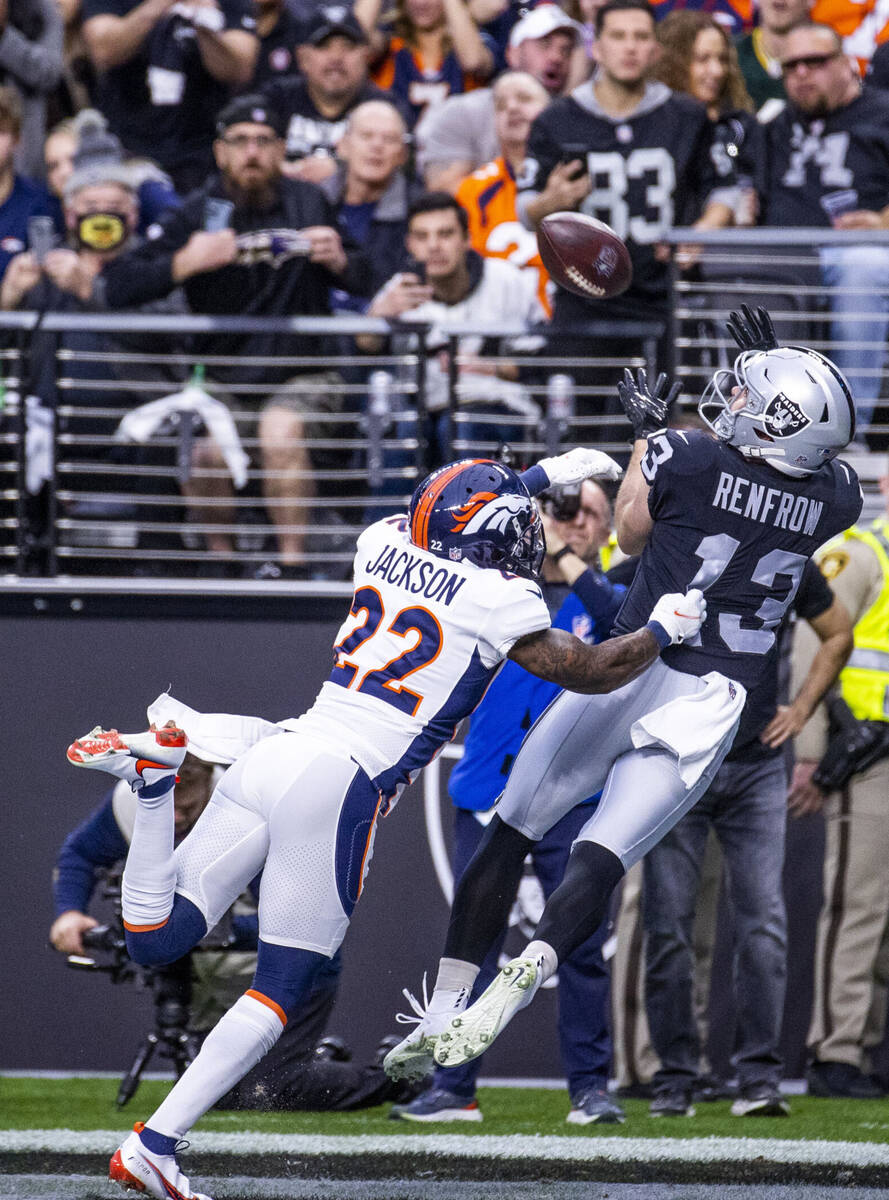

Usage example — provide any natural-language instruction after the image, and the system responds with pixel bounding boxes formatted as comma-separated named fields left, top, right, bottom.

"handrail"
left=0, top=312, right=664, bottom=339
left=665, top=227, right=889, bottom=246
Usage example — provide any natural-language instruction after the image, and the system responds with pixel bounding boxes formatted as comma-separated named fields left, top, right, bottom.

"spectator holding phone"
left=101, top=95, right=373, bottom=576
left=358, top=190, right=545, bottom=464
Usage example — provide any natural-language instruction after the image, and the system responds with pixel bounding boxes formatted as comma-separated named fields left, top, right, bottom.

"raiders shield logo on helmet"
left=762, top=393, right=811, bottom=438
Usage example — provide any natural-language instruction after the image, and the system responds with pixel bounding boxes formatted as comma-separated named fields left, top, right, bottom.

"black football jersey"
left=613, top=429, right=862, bottom=689
left=725, top=554, right=833, bottom=760
left=518, top=81, right=717, bottom=300
left=762, top=88, right=889, bottom=226
left=710, top=108, right=765, bottom=196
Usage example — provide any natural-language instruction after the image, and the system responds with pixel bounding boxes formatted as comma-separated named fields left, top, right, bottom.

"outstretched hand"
left=725, top=303, right=778, bottom=353
left=617, top=367, right=680, bottom=440
left=537, top=446, right=623, bottom=486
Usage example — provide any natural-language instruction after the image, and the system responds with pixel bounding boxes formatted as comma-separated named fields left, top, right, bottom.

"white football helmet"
left=698, top=346, right=856, bottom=476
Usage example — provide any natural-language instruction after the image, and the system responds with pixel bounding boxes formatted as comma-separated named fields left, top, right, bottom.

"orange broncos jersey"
left=456, top=157, right=552, bottom=317
left=810, top=0, right=889, bottom=71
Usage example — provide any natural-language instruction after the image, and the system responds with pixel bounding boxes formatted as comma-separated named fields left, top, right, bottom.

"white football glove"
left=537, top=447, right=624, bottom=487
left=648, top=588, right=706, bottom=645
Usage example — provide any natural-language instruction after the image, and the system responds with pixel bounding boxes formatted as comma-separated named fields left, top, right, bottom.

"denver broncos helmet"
left=408, top=459, right=544, bottom=579
left=699, top=346, right=855, bottom=477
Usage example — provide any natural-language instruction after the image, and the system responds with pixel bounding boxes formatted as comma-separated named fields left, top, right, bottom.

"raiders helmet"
left=698, top=346, right=856, bottom=476
left=408, top=458, right=545, bottom=579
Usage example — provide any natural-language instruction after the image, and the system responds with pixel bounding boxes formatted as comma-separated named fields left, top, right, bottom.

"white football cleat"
left=433, top=955, right=542, bottom=1068
left=383, top=976, right=467, bottom=1083
left=67, top=725, right=187, bottom=792
left=109, top=1124, right=213, bottom=1199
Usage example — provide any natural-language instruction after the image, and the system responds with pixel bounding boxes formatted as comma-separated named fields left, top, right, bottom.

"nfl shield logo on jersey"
left=762, top=394, right=810, bottom=438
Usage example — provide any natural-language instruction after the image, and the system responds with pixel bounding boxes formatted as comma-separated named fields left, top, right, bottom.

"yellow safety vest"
left=825, top=520, right=889, bottom=722
left=599, top=532, right=618, bottom=573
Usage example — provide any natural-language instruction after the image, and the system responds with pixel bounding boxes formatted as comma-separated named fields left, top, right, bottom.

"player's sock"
left=147, top=992, right=285, bottom=1139
left=444, top=816, right=534, bottom=965
left=427, top=957, right=480, bottom=1014
left=534, top=841, right=625, bottom=964
left=522, top=939, right=559, bottom=984
left=121, top=778, right=178, bottom=931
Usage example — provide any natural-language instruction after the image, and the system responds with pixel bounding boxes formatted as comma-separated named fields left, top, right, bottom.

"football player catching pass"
left=383, top=305, right=864, bottom=1081
left=66, top=446, right=707, bottom=1200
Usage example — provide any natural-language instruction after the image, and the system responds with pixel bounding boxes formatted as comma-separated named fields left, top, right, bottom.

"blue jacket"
left=448, top=568, right=624, bottom=811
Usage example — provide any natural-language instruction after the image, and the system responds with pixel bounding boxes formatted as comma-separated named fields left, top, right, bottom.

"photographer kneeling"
left=51, top=750, right=414, bottom=1111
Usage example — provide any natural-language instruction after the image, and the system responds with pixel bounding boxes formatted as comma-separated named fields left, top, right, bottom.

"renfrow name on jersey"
left=711, top=471, right=823, bottom=535
left=365, top=544, right=468, bottom=606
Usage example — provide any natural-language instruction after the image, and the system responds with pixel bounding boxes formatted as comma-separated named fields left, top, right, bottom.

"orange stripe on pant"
left=356, top=792, right=384, bottom=901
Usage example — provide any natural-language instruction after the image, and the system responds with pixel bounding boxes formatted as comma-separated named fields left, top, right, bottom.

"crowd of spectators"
left=2, top=0, right=889, bottom=577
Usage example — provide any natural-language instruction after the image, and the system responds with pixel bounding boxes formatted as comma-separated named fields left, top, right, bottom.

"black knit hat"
left=215, top=95, right=287, bottom=139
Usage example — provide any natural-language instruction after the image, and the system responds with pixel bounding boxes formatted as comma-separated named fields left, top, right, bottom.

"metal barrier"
left=0, top=312, right=657, bottom=581
left=3, top=231, right=887, bottom=584
left=665, top=227, right=889, bottom=444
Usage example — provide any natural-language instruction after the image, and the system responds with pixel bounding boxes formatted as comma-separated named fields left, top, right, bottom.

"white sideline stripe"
left=3, top=1131, right=889, bottom=1167
left=0, top=1073, right=811, bottom=1094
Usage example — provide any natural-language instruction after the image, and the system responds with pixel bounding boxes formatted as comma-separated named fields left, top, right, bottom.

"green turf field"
left=3, top=1076, right=889, bottom=1144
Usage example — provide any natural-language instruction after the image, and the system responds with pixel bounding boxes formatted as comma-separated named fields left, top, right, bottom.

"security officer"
left=791, top=474, right=889, bottom=1099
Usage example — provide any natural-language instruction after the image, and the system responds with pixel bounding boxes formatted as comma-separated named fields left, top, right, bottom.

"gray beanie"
left=64, top=110, right=137, bottom=200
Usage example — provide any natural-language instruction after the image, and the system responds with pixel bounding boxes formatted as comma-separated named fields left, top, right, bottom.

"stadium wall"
left=1, top=597, right=882, bottom=1082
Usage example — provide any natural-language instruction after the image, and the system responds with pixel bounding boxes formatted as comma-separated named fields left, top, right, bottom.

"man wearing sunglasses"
left=762, top=22, right=889, bottom=438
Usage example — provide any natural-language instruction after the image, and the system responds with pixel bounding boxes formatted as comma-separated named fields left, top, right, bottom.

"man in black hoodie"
left=102, top=94, right=372, bottom=574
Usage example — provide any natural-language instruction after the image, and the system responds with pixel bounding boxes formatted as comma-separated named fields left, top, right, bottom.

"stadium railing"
left=0, top=313, right=659, bottom=582
left=2, top=228, right=886, bottom=585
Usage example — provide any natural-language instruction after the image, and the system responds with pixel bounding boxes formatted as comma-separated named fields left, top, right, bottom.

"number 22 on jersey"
left=330, top=585, right=443, bottom=716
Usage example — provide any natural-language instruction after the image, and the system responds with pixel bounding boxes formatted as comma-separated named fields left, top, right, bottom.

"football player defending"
left=384, top=305, right=864, bottom=1082
left=66, top=447, right=707, bottom=1200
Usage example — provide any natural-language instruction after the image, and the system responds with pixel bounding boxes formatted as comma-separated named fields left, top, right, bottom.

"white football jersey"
left=292, top=515, right=551, bottom=806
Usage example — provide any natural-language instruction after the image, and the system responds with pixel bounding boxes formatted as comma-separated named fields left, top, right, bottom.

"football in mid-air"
left=537, top=212, right=633, bottom=301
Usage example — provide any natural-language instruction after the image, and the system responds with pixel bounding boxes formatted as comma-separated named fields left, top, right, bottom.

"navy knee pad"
left=125, top=894, right=207, bottom=966
left=252, top=940, right=328, bottom=1017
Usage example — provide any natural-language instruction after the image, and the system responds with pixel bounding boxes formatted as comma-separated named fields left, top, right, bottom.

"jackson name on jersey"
left=292, top=514, right=551, bottom=808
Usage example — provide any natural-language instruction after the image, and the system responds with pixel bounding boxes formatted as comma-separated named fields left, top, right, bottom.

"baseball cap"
left=508, top=3, right=583, bottom=47
left=215, top=95, right=287, bottom=139
left=304, top=4, right=369, bottom=45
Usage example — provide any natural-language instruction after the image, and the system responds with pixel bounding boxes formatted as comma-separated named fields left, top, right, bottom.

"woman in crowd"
left=653, top=10, right=761, bottom=225
left=357, top=0, right=495, bottom=127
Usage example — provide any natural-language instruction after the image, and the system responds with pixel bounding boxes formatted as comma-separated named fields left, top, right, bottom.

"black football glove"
left=725, top=303, right=778, bottom=353
left=617, top=367, right=681, bottom=441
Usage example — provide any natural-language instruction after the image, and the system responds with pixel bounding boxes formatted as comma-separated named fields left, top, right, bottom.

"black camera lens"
left=541, top=483, right=581, bottom=522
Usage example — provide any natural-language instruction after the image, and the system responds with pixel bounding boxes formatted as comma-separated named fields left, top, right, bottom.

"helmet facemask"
left=698, top=346, right=855, bottom=477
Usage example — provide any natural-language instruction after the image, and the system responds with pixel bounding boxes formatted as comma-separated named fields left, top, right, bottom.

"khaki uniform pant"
left=808, top=755, right=889, bottom=1071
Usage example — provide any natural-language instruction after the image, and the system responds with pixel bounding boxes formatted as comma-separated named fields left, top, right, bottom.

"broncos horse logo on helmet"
left=409, top=459, right=545, bottom=580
